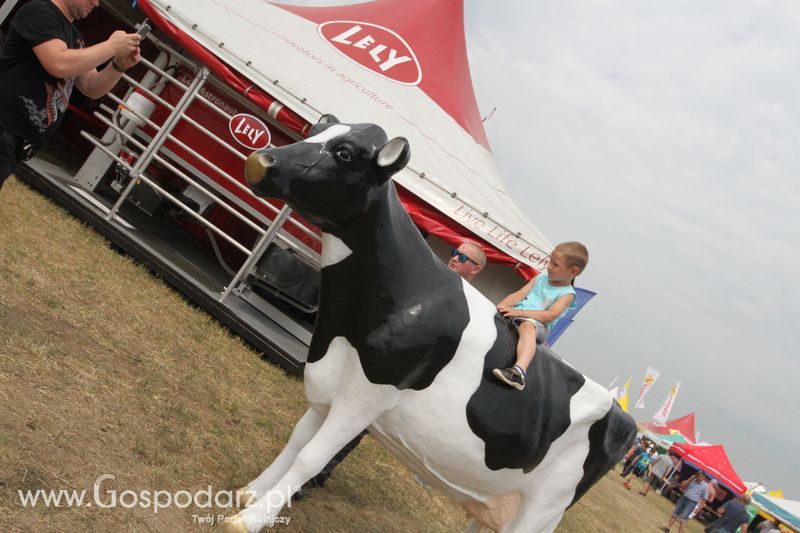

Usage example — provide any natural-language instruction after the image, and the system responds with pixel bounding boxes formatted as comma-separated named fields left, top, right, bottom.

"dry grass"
left=0, top=176, right=705, bottom=532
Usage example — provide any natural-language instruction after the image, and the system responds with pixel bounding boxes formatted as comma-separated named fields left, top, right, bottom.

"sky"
left=462, top=1, right=800, bottom=497
left=276, top=0, right=800, bottom=497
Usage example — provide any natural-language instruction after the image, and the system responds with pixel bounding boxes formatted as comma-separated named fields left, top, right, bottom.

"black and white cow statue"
left=224, top=117, right=636, bottom=532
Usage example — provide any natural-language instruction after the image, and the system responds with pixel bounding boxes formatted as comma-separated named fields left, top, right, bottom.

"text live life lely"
left=453, top=204, right=550, bottom=268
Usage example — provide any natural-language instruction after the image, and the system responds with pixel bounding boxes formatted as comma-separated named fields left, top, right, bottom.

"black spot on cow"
left=571, top=400, right=636, bottom=504
left=466, top=316, right=586, bottom=472
left=309, top=181, right=471, bottom=390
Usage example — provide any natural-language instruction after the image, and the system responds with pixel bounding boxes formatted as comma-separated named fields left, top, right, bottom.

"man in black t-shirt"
left=0, top=0, right=144, bottom=189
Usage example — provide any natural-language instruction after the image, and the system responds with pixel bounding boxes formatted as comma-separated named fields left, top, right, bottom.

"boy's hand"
left=497, top=305, right=518, bottom=318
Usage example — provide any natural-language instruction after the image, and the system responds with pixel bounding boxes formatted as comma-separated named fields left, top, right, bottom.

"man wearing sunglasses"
left=448, top=241, right=486, bottom=281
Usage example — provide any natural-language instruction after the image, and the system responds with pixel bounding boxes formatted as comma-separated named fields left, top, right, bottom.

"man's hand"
left=75, top=30, right=143, bottom=97
left=113, top=46, right=141, bottom=72
left=106, top=30, right=142, bottom=58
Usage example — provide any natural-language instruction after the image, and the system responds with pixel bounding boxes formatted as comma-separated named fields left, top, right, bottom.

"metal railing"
left=79, top=41, right=323, bottom=304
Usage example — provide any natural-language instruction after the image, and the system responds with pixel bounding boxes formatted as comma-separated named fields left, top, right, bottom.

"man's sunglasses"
left=450, top=248, right=479, bottom=265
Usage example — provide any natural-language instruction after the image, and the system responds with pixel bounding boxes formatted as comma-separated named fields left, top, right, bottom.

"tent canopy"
left=751, top=493, right=800, bottom=531
left=670, top=442, right=747, bottom=496
left=658, top=433, right=687, bottom=444
left=640, top=412, right=696, bottom=442
left=138, top=0, right=554, bottom=276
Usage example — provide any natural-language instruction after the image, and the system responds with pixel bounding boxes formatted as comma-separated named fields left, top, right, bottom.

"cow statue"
left=224, top=117, right=636, bottom=532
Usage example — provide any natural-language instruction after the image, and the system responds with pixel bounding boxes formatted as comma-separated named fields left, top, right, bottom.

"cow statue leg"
left=235, top=408, right=325, bottom=507
left=225, top=339, right=402, bottom=532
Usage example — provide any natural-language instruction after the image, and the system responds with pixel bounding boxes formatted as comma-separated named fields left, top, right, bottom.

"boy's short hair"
left=554, top=241, right=588, bottom=273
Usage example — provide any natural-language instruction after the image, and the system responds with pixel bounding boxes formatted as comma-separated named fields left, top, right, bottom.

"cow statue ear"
left=374, top=137, right=410, bottom=181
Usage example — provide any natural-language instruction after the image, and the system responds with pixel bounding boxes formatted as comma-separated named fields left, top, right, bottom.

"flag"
left=546, top=288, right=596, bottom=346
left=653, top=380, right=681, bottom=423
left=634, top=367, right=660, bottom=409
left=618, top=377, right=632, bottom=412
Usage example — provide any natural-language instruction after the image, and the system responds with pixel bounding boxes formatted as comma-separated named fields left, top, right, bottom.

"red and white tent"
left=640, top=412, right=697, bottom=442
left=137, top=0, right=553, bottom=277
left=670, top=442, right=747, bottom=496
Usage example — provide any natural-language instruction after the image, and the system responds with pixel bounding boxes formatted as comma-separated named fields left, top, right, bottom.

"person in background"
left=707, top=493, right=752, bottom=533
left=621, top=437, right=649, bottom=477
left=662, top=470, right=710, bottom=533
left=640, top=449, right=675, bottom=496
left=623, top=447, right=655, bottom=490
left=755, top=519, right=780, bottom=533
left=690, top=478, right=718, bottom=519
left=0, top=0, right=143, bottom=189
left=447, top=241, right=486, bottom=281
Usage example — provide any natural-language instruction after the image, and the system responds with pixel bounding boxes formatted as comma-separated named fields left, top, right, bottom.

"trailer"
left=2, top=0, right=560, bottom=374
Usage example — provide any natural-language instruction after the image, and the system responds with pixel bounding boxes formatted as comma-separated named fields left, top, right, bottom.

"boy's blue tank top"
left=514, top=273, right=577, bottom=327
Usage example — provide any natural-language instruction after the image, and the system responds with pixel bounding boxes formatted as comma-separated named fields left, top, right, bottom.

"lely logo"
left=319, top=21, right=422, bottom=85
left=228, top=113, right=271, bottom=150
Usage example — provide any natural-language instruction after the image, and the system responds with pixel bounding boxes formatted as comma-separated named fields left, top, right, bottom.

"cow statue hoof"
left=235, top=487, right=256, bottom=508
left=220, top=513, right=248, bottom=533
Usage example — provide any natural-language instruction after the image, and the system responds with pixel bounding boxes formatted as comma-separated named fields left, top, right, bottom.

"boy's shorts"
left=512, top=318, right=548, bottom=343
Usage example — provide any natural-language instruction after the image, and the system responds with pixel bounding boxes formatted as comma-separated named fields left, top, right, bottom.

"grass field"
left=0, top=176, right=705, bottom=532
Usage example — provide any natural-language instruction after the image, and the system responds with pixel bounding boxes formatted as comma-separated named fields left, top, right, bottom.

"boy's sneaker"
left=492, top=366, right=526, bottom=391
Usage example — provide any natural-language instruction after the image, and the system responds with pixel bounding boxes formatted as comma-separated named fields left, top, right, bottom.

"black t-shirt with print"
left=0, top=0, right=84, bottom=147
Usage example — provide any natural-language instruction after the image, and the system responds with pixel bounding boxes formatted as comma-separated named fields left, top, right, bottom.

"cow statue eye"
left=335, top=148, right=352, bottom=162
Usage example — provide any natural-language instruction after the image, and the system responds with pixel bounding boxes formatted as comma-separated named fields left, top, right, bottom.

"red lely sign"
left=318, top=21, right=422, bottom=85
left=228, top=113, right=271, bottom=150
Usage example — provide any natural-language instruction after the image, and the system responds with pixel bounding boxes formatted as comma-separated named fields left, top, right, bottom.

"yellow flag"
left=619, top=377, right=632, bottom=412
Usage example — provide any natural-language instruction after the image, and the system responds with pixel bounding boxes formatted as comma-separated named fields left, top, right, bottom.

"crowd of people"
left=618, top=436, right=786, bottom=533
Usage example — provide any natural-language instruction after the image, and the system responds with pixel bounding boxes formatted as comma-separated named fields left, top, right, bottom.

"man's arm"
left=33, top=31, right=140, bottom=79
left=74, top=45, right=141, bottom=99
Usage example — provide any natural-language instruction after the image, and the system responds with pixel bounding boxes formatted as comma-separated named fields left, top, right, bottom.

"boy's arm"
left=497, top=277, right=536, bottom=308
left=503, top=293, right=575, bottom=323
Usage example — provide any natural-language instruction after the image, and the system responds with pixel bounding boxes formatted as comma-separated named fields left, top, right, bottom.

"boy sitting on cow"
left=493, top=241, right=589, bottom=390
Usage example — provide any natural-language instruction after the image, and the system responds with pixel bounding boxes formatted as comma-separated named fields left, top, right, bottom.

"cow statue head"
left=244, top=115, right=410, bottom=230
